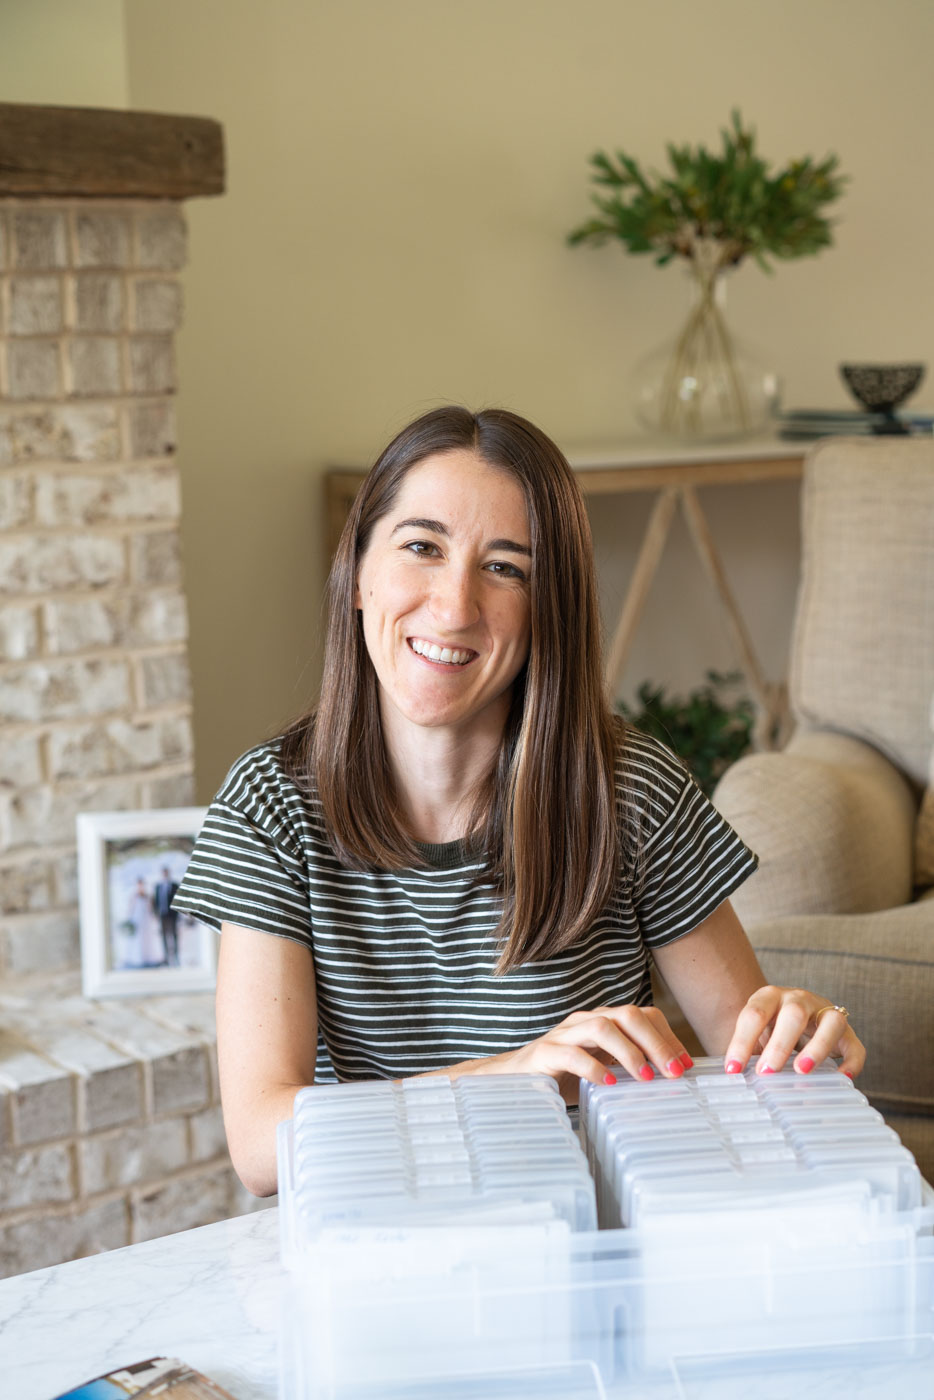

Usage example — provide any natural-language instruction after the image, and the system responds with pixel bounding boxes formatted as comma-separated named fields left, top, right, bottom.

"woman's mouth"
left=408, top=637, right=475, bottom=666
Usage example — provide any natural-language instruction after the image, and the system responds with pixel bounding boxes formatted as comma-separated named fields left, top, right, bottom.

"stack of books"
left=777, top=407, right=934, bottom=439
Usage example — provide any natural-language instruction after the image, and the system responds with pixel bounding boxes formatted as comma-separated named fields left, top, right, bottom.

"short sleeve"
left=173, top=743, right=314, bottom=950
left=622, top=732, right=758, bottom=949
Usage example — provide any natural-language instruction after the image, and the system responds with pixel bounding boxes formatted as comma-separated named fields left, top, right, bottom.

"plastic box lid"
left=278, top=1074, right=597, bottom=1260
left=580, top=1057, right=923, bottom=1228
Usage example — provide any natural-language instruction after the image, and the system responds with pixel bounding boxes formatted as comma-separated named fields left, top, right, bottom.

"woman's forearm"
left=224, top=1081, right=309, bottom=1198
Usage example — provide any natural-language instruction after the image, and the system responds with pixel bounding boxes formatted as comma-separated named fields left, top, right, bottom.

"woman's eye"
left=486, top=561, right=527, bottom=581
left=403, top=540, right=440, bottom=557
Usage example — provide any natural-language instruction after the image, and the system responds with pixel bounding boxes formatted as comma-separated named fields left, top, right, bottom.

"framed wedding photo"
left=77, top=807, right=214, bottom=998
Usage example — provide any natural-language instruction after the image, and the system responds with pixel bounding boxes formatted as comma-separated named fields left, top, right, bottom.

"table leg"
left=679, top=485, right=787, bottom=748
left=604, top=487, right=680, bottom=697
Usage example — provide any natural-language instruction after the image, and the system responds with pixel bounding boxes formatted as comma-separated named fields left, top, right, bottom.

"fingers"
left=555, top=1005, right=692, bottom=1085
left=794, top=1014, right=866, bottom=1079
left=724, top=988, right=866, bottom=1079
left=754, top=991, right=813, bottom=1074
left=723, top=986, right=786, bottom=1072
left=836, top=1024, right=866, bottom=1078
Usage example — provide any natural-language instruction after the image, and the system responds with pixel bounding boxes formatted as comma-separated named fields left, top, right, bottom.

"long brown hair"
left=282, top=406, right=628, bottom=973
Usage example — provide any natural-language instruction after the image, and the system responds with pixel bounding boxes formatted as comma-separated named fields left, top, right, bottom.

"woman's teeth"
left=410, top=639, right=471, bottom=665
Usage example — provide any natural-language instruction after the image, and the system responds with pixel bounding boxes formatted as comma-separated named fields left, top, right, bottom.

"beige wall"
left=8, top=2, right=934, bottom=800
left=0, top=0, right=127, bottom=107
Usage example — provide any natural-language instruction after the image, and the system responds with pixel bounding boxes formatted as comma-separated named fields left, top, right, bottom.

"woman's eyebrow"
left=389, top=519, right=531, bottom=555
left=390, top=517, right=448, bottom=536
left=488, top=538, right=532, bottom=557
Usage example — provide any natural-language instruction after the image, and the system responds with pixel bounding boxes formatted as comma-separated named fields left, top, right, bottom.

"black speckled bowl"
left=840, top=362, right=925, bottom=414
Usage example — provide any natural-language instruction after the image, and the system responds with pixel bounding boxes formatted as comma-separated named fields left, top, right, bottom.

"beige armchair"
left=712, top=436, right=934, bottom=1182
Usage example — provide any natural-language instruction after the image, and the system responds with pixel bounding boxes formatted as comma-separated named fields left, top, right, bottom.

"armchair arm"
left=713, top=730, right=917, bottom=926
left=747, top=897, right=934, bottom=1117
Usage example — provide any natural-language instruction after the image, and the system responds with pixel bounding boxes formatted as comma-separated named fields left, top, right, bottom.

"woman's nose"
left=429, top=566, right=480, bottom=628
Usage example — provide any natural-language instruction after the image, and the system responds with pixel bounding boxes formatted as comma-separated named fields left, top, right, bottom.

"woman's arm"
left=652, top=899, right=766, bottom=1054
left=423, top=903, right=864, bottom=1096
left=418, top=1004, right=696, bottom=1105
left=216, top=902, right=866, bottom=1191
left=653, top=899, right=865, bottom=1076
left=215, top=922, right=319, bottom=1197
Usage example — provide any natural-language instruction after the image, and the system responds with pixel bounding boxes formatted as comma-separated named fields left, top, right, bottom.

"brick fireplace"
left=0, top=104, right=265, bottom=1277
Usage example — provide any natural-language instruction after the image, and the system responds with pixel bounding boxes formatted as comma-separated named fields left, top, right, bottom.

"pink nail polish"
left=758, top=1064, right=775, bottom=1075
left=666, top=1059, right=684, bottom=1078
left=679, top=1052, right=694, bottom=1069
left=797, top=1056, right=815, bottom=1074
left=725, top=1059, right=742, bottom=1074
left=639, top=1064, right=654, bottom=1081
left=603, top=1072, right=617, bottom=1086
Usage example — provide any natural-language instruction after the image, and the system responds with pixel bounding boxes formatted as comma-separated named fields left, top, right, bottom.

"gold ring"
left=814, top=1004, right=849, bottom=1023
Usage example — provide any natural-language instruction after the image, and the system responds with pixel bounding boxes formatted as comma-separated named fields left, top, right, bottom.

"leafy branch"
left=567, top=111, right=847, bottom=272
left=619, top=671, right=755, bottom=797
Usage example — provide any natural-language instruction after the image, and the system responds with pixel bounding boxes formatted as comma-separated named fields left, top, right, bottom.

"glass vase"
left=632, top=247, right=780, bottom=440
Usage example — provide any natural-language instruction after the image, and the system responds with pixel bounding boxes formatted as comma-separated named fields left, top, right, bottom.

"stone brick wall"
left=0, top=975, right=267, bottom=1280
left=0, top=200, right=196, bottom=980
left=0, top=194, right=249, bottom=1278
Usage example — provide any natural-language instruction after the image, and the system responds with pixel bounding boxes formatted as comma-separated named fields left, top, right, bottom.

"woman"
left=175, top=406, right=864, bottom=1196
left=120, top=877, right=151, bottom=969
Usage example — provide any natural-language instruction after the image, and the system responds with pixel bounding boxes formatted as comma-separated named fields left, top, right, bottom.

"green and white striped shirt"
left=175, top=730, right=757, bottom=1083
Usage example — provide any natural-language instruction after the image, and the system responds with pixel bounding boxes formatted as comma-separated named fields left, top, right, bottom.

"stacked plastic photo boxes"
left=579, top=1054, right=923, bottom=1230
left=277, top=1062, right=934, bottom=1400
left=277, top=1073, right=596, bottom=1265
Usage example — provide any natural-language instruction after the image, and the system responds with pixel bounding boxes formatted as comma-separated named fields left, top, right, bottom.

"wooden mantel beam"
left=0, top=103, right=225, bottom=199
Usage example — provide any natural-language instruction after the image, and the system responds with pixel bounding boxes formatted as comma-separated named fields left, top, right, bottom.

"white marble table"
left=0, top=1207, right=280, bottom=1400
left=1, top=1204, right=931, bottom=1400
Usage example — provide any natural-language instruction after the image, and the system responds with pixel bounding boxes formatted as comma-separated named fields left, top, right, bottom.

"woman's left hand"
left=722, top=986, right=865, bottom=1079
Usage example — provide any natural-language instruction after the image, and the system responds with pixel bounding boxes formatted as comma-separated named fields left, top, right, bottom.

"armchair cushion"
left=747, top=894, right=934, bottom=1117
left=714, top=730, right=916, bottom=925
left=914, top=696, right=934, bottom=888
left=917, top=784, right=934, bottom=888
left=790, top=437, right=934, bottom=790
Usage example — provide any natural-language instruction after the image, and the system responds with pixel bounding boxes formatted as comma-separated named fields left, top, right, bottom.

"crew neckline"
left=414, top=838, right=473, bottom=871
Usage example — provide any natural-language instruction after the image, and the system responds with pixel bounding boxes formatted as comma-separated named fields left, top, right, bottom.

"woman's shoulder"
left=217, top=734, right=299, bottom=797
left=613, top=725, right=694, bottom=826
left=212, top=733, right=321, bottom=842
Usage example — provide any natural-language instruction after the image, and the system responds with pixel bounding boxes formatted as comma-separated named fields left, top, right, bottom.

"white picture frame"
left=77, top=806, right=214, bottom=998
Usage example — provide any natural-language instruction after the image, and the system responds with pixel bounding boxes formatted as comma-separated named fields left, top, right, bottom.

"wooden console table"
left=324, top=435, right=806, bottom=748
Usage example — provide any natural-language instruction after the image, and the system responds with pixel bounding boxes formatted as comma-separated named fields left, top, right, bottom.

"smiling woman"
left=173, top=405, right=865, bottom=1197
left=354, top=450, right=533, bottom=760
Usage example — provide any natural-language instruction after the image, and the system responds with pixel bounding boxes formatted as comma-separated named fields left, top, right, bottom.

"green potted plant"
left=619, top=670, right=755, bottom=797
left=568, top=111, right=847, bottom=438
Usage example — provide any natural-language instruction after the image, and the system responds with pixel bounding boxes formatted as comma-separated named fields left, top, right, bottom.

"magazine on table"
left=50, top=1355, right=237, bottom=1399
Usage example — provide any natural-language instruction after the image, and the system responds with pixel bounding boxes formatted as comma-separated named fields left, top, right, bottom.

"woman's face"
left=355, top=449, right=532, bottom=744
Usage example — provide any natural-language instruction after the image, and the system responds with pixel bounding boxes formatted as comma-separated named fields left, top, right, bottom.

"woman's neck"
left=380, top=703, right=506, bottom=845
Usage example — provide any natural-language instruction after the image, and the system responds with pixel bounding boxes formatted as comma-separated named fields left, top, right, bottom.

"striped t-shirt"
left=175, top=730, right=757, bottom=1083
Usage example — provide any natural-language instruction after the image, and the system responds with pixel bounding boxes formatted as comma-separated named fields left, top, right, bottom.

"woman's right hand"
left=472, top=1005, right=695, bottom=1104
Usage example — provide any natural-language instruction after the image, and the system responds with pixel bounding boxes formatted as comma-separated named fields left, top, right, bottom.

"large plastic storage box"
left=277, top=1063, right=934, bottom=1398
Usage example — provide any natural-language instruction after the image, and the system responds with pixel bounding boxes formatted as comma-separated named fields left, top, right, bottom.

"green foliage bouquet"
left=567, top=113, right=848, bottom=436
left=619, top=671, right=755, bottom=797
left=567, top=110, right=847, bottom=272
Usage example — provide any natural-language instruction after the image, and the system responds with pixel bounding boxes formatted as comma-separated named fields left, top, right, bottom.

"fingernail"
left=758, top=1063, right=775, bottom=1075
left=725, top=1059, right=742, bottom=1074
left=666, top=1059, right=684, bottom=1078
left=843, top=1070, right=854, bottom=1080
left=603, top=1072, right=617, bottom=1086
left=796, top=1056, right=815, bottom=1074
left=639, top=1064, right=654, bottom=1081
left=679, top=1052, right=694, bottom=1069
